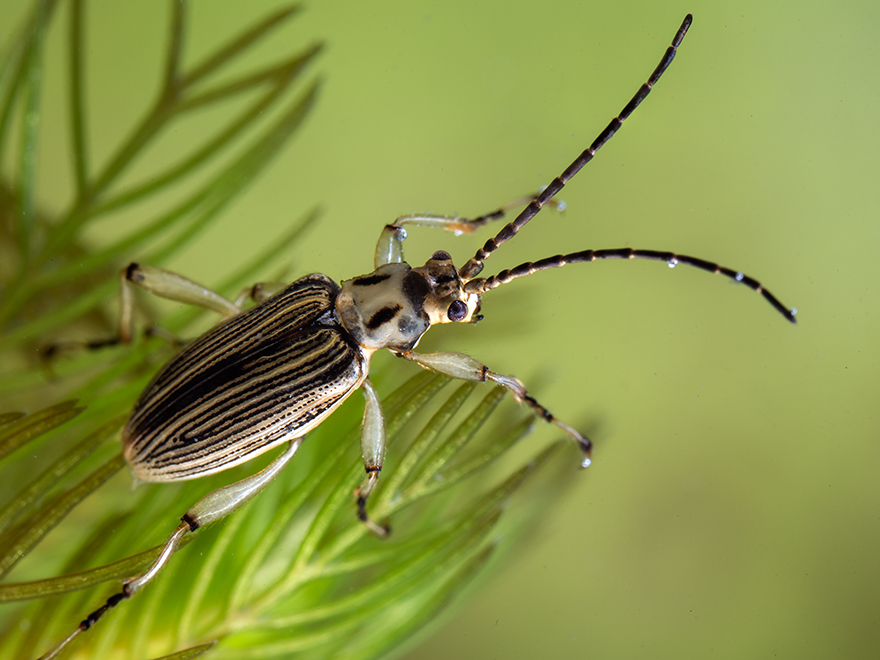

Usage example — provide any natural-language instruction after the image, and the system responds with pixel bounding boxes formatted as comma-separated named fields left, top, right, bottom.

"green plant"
left=0, top=2, right=577, bottom=658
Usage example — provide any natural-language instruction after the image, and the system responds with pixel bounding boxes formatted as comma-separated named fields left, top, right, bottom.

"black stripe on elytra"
left=366, top=305, right=402, bottom=330
left=352, top=273, right=391, bottom=287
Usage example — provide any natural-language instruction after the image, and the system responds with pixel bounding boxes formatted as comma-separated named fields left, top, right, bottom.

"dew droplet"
left=735, top=272, right=744, bottom=281
left=557, top=200, right=567, bottom=212
left=791, top=308, right=798, bottom=315
left=667, top=258, right=678, bottom=268
left=581, top=456, right=592, bottom=468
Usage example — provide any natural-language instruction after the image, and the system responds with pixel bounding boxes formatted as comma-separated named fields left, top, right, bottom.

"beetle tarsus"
left=356, top=494, right=391, bottom=537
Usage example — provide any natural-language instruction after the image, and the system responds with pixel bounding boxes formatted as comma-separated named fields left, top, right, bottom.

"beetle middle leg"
left=395, top=350, right=592, bottom=467
left=38, top=438, right=304, bottom=660
left=354, top=378, right=391, bottom=536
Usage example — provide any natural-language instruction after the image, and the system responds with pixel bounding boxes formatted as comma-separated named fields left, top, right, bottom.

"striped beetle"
left=39, top=14, right=797, bottom=659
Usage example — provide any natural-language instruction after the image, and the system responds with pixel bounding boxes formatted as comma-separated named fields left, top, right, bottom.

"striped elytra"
left=124, top=275, right=366, bottom=482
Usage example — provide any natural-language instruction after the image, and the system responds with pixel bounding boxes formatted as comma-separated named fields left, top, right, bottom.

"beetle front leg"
left=37, top=438, right=303, bottom=660
left=397, top=350, right=593, bottom=467
left=354, top=378, right=391, bottom=536
left=373, top=195, right=566, bottom=268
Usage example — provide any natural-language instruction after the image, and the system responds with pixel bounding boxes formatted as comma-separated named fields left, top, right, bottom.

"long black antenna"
left=458, top=14, right=692, bottom=281
left=467, top=248, right=798, bottom=323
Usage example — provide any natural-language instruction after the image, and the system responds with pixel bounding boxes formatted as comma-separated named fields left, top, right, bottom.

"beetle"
left=38, top=14, right=796, bottom=659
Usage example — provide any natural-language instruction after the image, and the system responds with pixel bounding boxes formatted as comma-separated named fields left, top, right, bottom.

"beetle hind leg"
left=36, top=439, right=303, bottom=660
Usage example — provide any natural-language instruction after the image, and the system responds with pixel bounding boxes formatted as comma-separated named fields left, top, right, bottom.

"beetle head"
left=412, top=250, right=483, bottom=326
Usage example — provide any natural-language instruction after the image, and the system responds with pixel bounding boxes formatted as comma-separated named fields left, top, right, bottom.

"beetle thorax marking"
left=336, top=255, right=481, bottom=352
left=337, top=262, right=430, bottom=351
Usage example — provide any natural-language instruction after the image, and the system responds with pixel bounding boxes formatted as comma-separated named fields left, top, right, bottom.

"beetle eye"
left=447, top=300, right=468, bottom=322
left=431, top=250, right=452, bottom=261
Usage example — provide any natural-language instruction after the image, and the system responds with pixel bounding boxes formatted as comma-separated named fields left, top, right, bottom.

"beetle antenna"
left=465, top=248, right=798, bottom=323
left=458, top=14, right=692, bottom=282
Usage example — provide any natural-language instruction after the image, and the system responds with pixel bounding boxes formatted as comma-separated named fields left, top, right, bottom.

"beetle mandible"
left=38, top=13, right=797, bottom=659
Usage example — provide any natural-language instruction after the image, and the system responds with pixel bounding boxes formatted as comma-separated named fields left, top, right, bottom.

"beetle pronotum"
left=38, top=13, right=796, bottom=659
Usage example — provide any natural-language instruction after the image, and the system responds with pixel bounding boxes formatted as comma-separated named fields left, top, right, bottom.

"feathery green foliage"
left=0, top=2, right=579, bottom=659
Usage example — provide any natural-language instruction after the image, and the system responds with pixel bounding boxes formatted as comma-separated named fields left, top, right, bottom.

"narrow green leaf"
left=431, top=416, right=536, bottom=494
left=182, top=5, right=303, bottom=87
left=151, top=642, right=217, bottom=660
left=41, top=4, right=317, bottom=264
left=263, top=508, right=500, bottom=628
left=417, top=385, right=508, bottom=484
left=0, top=0, right=61, bottom=163
left=0, top=399, right=83, bottom=462
left=0, top=411, right=26, bottom=427
left=24, top=186, right=212, bottom=295
left=141, top=81, right=321, bottom=268
left=0, top=271, right=117, bottom=348
left=249, top=373, right=449, bottom=605
left=344, top=543, right=497, bottom=660
left=15, top=0, right=51, bottom=261
left=0, top=450, right=125, bottom=579
left=5, top=77, right=319, bottom=347
left=380, top=381, right=477, bottom=499
left=68, top=0, right=88, bottom=194
left=92, top=44, right=322, bottom=218
left=0, top=413, right=126, bottom=536
left=1, top=511, right=135, bottom=659
left=178, top=45, right=321, bottom=113
left=161, top=0, right=185, bottom=90
left=214, top=206, right=322, bottom=295
left=283, top=374, right=451, bottom=572
left=0, top=543, right=164, bottom=602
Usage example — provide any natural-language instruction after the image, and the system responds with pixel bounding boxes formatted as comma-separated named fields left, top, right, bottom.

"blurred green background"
left=4, top=0, right=877, bottom=658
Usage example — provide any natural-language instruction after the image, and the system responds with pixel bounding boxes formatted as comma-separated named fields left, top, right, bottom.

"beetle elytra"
left=38, top=13, right=796, bottom=659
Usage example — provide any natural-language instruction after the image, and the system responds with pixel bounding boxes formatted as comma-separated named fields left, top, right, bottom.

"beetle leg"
left=396, top=350, right=593, bottom=467
left=354, top=378, right=391, bottom=536
left=233, top=281, right=289, bottom=307
left=43, top=263, right=243, bottom=362
left=37, top=439, right=304, bottom=660
left=373, top=195, right=565, bottom=269
left=118, top=263, right=241, bottom=342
